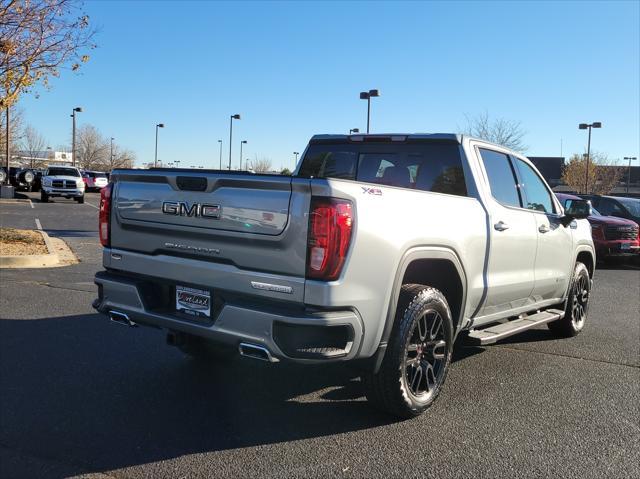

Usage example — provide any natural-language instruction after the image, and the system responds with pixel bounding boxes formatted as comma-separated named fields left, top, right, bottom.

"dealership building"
left=7, top=150, right=73, bottom=168
left=529, top=156, right=640, bottom=197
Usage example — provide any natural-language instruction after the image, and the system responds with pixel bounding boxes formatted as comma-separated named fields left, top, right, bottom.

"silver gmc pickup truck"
left=93, top=133, right=595, bottom=418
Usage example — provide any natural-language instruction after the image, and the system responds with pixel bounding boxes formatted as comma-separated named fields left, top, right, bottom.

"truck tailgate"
left=109, top=170, right=310, bottom=277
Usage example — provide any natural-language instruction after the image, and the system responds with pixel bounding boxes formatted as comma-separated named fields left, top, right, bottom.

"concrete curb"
left=0, top=230, right=60, bottom=268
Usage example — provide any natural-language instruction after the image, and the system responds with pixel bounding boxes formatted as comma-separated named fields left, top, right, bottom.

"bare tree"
left=251, top=157, right=273, bottom=173
left=72, top=124, right=137, bottom=171
left=21, top=125, right=47, bottom=168
left=1, top=0, right=96, bottom=108
left=76, top=124, right=107, bottom=170
left=463, top=111, right=527, bottom=152
left=561, top=152, right=623, bottom=195
left=103, top=144, right=135, bottom=170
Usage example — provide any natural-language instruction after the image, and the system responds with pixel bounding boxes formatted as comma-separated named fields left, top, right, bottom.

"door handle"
left=538, top=225, right=550, bottom=234
left=494, top=221, right=510, bottom=231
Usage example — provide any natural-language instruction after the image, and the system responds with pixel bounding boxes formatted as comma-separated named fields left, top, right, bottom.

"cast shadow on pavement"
left=0, top=313, right=483, bottom=476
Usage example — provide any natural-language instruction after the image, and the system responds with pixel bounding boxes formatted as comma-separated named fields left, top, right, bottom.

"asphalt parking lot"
left=1, top=191, right=639, bottom=479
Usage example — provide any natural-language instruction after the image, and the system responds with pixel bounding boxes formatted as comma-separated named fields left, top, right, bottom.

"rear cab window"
left=297, top=139, right=468, bottom=197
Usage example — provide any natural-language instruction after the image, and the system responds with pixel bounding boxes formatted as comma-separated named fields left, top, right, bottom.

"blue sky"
left=17, top=0, right=640, bottom=170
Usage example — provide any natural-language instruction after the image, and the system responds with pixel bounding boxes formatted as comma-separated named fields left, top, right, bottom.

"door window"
left=597, top=199, right=624, bottom=217
left=515, top=159, right=555, bottom=213
left=478, top=148, right=521, bottom=207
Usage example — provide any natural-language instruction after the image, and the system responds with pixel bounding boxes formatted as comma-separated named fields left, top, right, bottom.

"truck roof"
left=309, top=133, right=462, bottom=143
left=309, top=134, right=530, bottom=157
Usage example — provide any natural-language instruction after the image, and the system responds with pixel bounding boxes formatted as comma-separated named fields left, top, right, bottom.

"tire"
left=173, top=333, right=234, bottom=362
left=40, top=191, right=48, bottom=203
left=76, top=195, right=85, bottom=204
left=362, top=284, right=454, bottom=419
left=548, top=262, right=591, bottom=337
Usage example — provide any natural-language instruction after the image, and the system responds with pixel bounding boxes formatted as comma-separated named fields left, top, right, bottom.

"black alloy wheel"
left=362, top=284, right=453, bottom=418
left=548, top=262, right=590, bottom=337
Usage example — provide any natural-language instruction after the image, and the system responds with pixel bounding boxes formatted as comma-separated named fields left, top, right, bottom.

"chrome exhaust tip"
left=238, top=342, right=277, bottom=362
left=109, top=310, right=137, bottom=327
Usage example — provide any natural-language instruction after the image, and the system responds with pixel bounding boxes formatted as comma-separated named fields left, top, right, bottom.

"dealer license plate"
left=176, top=285, right=211, bottom=318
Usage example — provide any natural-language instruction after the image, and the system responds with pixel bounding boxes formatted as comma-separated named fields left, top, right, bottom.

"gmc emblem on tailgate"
left=162, top=201, right=221, bottom=219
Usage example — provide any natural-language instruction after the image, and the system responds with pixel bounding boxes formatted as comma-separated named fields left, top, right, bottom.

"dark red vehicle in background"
left=556, top=193, right=639, bottom=260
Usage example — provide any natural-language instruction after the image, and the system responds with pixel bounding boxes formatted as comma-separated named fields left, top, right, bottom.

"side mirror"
left=562, top=199, right=591, bottom=225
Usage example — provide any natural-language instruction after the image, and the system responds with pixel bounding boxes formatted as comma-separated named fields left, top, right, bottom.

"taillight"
left=99, top=183, right=113, bottom=247
left=306, top=197, right=354, bottom=281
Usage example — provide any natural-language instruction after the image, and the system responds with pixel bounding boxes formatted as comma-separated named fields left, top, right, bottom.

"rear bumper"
left=93, top=270, right=364, bottom=363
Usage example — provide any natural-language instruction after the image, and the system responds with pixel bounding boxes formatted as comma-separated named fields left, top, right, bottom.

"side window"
left=479, top=148, right=521, bottom=207
left=597, top=199, right=613, bottom=216
left=515, top=159, right=555, bottom=213
left=611, top=202, right=626, bottom=216
left=598, top=199, right=623, bottom=217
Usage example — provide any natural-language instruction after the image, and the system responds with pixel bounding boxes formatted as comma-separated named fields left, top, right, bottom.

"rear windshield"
left=47, top=167, right=80, bottom=177
left=297, top=141, right=467, bottom=196
left=85, top=172, right=107, bottom=178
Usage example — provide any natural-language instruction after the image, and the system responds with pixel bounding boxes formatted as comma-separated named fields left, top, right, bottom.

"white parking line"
left=28, top=199, right=34, bottom=209
left=85, top=202, right=99, bottom=209
left=35, top=218, right=42, bottom=230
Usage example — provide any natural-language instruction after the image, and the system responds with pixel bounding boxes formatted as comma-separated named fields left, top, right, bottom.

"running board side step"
left=466, top=309, right=565, bottom=346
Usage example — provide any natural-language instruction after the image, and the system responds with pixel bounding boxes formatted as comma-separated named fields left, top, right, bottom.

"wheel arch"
left=575, top=247, right=595, bottom=278
left=370, top=247, right=468, bottom=373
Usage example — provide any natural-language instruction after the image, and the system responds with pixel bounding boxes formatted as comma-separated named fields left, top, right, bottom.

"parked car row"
left=0, top=167, right=110, bottom=193
left=82, top=171, right=109, bottom=191
left=0, top=167, right=39, bottom=191
left=40, top=166, right=86, bottom=203
left=556, top=193, right=640, bottom=261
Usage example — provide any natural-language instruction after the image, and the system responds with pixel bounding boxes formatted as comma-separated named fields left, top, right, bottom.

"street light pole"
left=71, top=107, right=82, bottom=167
left=110, top=137, right=114, bottom=166
left=154, top=123, right=164, bottom=167
left=578, top=122, right=601, bottom=194
left=359, top=89, right=380, bottom=133
left=218, top=139, right=223, bottom=170
left=228, top=114, right=241, bottom=170
left=293, top=151, right=299, bottom=169
left=239, top=140, right=247, bottom=170
left=586, top=127, right=592, bottom=195
left=624, top=157, right=638, bottom=194
left=4, top=107, right=8, bottom=184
